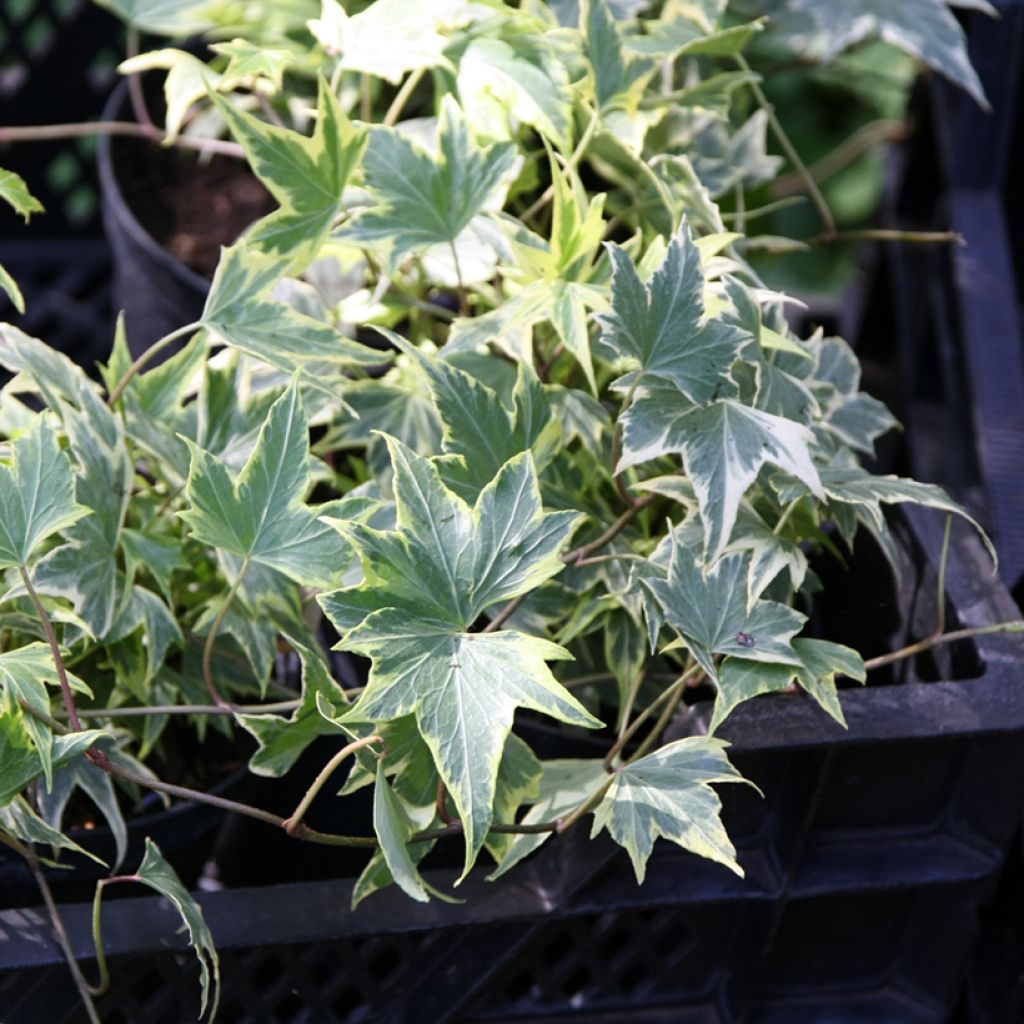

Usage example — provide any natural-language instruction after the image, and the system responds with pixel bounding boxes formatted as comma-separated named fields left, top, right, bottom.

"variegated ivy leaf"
left=597, top=222, right=747, bottom=403
left=0, top=170, right=43, bottom=313
left=341, top=96, right=518, bottom=276
left=0, top=644, right=91, bottom=788
left=201, top=243, right=383, bottom=382
left=106, top=586, right=183, bottom=685
left=486, top=733, right=543, bottom=861
left=118, top=49, right=218, bottom=143
left=308, top=0, right=456, bottom=82
left=625, top=11, right=764, bottom=58
left=237, top=634, right=349, bottom=777
left=636, top=542, right=806, bottom=685
left=92, top=0, right=213, bottom=34
left=713, top=637, right=866, bottom=732
left=787, top=0, right=989, bottom=108
left=320, top=438, right=599, bottom=877
left=591, top=736, right=748, bottom=881
left=372, top=761, right=432, bottom=903
left=0, top=416, right=88, bottom=570
left=817, top=463, right=997, bottom=565
left=129, top=840, right=220, bottom=1022
left=179, top=380, right=353, bottom=589
left=620, top=375, right=822, bottom=563
left=209, top=38, right=293, bottom=93
left=389, top=332, right=561, bottom=502
left=583, top=0, right=656, bottom=113
left=454, top=29, right=574, bottom=148
left=210, top=79, right=366, bottom=272
left=0, top=795, right=105, bottom=866
left=0, top=708, right=102, bottom=806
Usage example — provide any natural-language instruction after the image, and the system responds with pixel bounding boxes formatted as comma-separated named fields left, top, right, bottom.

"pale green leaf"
left=637, top=544, right=806, bottom=684
left=201, top=243, right=383, bottom=379
left=118, top=49, right=216, bottom=142
left=92, top=0, right=213, bottom=33
left=373, top=761, right=430, bottom=903
left=0, top=795, right=105, bottom=866
left=341, top=96, right=518, bottom=274
left=597, top=223, right=746, bottom=403
left=321, top=439, right=596, bottom=875
left=211, top=79, right=366, bottom=271
left=133, top=839, right=220, bottom=1021
left=237, top=634, right=349, bottom=776
left=592, top=736, right=747, bottom=881
left=714, top=637, right=865, bottom=731
left=0, top=264, right=25, bottom=315
left=620, top=385, right=822, bottom=562
left=210, top=38, right=293, bottom=93
left=0, top=417, right=88, bottom=570
left=583, top=0, right=655, bottom=112
left=0, top=168, right=43, bottom=221
left=180, top=379, right=353, bottom=588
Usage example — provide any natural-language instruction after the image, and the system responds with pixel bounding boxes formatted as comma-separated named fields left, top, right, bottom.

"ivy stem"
left=603, top=663, right=701, bottom=771
left=76, top=698, right=304, bottom=719
left=329, top=59, right=345, bottom=97
left=735, top=53, right=836, bottom=240
left=0, top=121, right=244, bottom=158
left=9, top=835, right=103, bottom=1019
left=435, top=779, right=455, bottom=826
left=807, top=228, right=964, bottom=247
left=483, top=594, right=527, bottom=633
left=772, top=497, right=801, bottom=537
left=106, top=321, right=201, bottom=407
left=125, top=29, right=155, bottom=132
left=383, top=67, right=425, bottom=126
left=721, top=196, right=806, bottom=224
left=936, top=514, right=953, bottom=637
left=360, top=74, right=372, bottom=121
left=862, top=621, right=1024, bottom=671
left=19, top=566, right=82, bottom=731
left=449, top=240, right=470, bottom=316
left=282, top=734, right=382, bottom=836
left=628, top=670, right=698, bottom=763
left=555, top=777, right=613, bottom=833
left=563, top=495, right=655, bottom=565
left=89, top=875, right=142, bottom=998
left=202, top=556, right=250, bottom=708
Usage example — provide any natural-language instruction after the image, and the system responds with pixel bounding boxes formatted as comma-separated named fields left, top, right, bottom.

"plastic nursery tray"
left=1, top=506, right=1021, bottom=1024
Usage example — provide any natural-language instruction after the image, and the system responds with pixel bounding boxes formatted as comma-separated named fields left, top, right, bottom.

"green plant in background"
left=0, top=1, right=1015, bottom=1022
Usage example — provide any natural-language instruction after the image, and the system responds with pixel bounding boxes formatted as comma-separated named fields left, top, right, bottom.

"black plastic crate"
left=1, top=505, right=1021, bottom=1024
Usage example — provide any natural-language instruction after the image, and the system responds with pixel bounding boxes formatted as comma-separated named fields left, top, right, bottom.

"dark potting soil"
left=112, top=135, right=274, bottom=280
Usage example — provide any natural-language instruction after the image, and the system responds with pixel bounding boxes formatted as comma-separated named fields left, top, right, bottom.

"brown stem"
left=0, top=121, right=244, bottom=158
left=807, top=228, right=964, bottom=247
left=435, top=778, right=455, bottom=826
left=125, top=29, right=155, bottom=131
left=863, top=621, right=1024, bottom=671
left=19, top=566, right=82, bottom=731
left=17, top=838, right=103, bottom=1019
left=282, top=734, right=382, bottom=836
left=483, top=593, right=528, bottom=633
left=562, top=495, right=655, bottom=565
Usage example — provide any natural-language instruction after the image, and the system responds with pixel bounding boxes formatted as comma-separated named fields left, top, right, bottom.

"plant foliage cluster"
left=0, top=0, right=1000, bottom=1018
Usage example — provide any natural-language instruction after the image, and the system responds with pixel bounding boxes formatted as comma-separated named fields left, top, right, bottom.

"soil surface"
left=113, top=135, right=274, bottom=279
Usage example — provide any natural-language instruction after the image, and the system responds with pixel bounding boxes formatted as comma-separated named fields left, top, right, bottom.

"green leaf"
left=455, top=32, right=574, bottom=148
left=237, top=634, right=349, bottom=776
left=121, top=529, right=187, bottom=603
left=714, top=637, right=866, bottom=731
left=486, top=734, right=542, bottom=861
left=322, top=439, right=597, bottom=876
left=0, top=264, right=25, bottom=314
left=201, top=243, right=383, bottom=380
left=0, top=708, right=103, bottom=806
left=33, top=387, right=132, bottom=638
left=488, top=758, right=608, bottom=878
left=210, top=38, right=293, bottom=93
left=132, top=839, right=220, bottom=1021
left=637, top=544, right=806, bottom=685
left=0, top=168, right=43, bottom=222
left=818, top=464, right=997, bottom=565
left=211, top=78, right=366, bottom=271
left=0, top=417, right=88, bottom=570
left=309, top=0, right=453, bottom=83
left=582, top=0, right=655, bottom=113
left=92, top=0, right=212, bottom=33
left=118, top=49, right=216, bottom=142
left=0, top=645, right=92, bottom=789
left=598, top=222, right=746, bottom=402
left=391, top=333, right=560, bottom=502
left=620, top=386, right=822, bottom=562
left=342, top=96, right=518, bottom=274
left=373, top=761, right=430, bottom=903
left=0, top=795, right=105, bottom=866
left=788, top=0, right=989, bottom=107
left=107, top=586, right=183, bottom=684
left=592, top=736, right=748, bottom=881
left=180, top=380, right=353, bottom=588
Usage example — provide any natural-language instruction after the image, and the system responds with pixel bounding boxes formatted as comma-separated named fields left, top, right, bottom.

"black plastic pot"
left=97, top=80, right=210, bottom=358
left=2, top=507, right=1021, bottom=1024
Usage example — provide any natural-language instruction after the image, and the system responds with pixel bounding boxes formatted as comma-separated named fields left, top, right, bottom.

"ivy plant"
left=0, top=1, right=1016, bottom=1021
